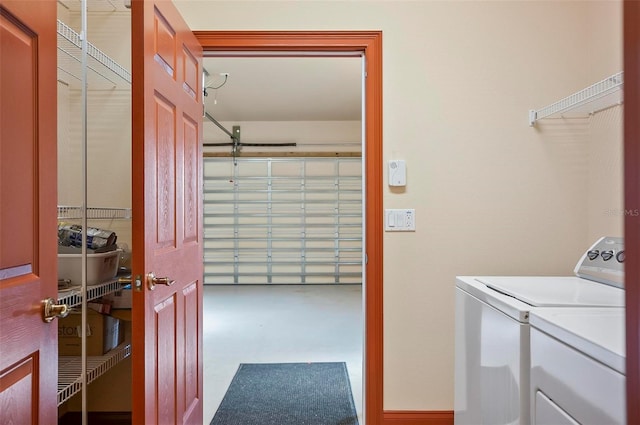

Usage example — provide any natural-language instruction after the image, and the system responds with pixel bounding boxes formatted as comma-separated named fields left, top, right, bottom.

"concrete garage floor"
left=202, top=284, right=364, bottom=424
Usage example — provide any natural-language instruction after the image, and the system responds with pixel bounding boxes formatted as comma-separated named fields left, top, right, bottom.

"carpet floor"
left=209, top=362, right=359, bottom=425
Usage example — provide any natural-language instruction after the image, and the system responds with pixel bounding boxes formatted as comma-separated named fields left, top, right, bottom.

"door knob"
left=42, top=298, right=70, bottom=323
left=146, top=272, right=175, bottom=290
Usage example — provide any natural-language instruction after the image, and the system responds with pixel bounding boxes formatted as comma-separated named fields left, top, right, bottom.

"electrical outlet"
left=385, top=209, right=416, bottom=231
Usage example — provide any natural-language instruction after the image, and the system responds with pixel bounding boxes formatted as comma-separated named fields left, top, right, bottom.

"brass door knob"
left=146, top=272, right=175, bottom=290
left=42, top=298, right=70, bottom=323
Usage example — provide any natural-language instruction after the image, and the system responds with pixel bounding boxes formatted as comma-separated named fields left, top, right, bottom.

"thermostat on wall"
left=388, top=160, right=406, bottom=186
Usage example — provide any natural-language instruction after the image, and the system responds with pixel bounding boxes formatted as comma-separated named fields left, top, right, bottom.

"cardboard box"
left=110, top=309, right=131, bottom=322
left=58, top=309, right=124, bottom=356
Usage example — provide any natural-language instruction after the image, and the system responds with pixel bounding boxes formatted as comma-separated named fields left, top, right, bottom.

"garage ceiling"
left=202, top=56, right=363, bottom=123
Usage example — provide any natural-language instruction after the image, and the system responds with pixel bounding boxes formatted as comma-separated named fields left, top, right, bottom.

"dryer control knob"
left=616, top=250, right=625, bottom=263
left=601, top=250, right=614, bottom=261
left=587, top=250, right=600, bottom=260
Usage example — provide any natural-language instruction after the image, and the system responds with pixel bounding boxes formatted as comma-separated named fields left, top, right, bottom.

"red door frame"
left=624, top=2, right=640, bottom=423
left=193, top=31, right=384, bottom=425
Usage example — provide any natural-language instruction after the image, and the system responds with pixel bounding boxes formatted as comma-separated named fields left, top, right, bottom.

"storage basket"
left=58, top=249, right=121, bottom=286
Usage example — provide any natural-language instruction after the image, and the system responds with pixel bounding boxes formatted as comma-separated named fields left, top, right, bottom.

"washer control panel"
left=574, top=236, right=624, bottom=289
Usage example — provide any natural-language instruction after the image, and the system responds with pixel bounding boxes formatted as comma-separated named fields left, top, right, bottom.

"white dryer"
left=529, top=307, right=625, bottom=425
left=454, top=237, right=625, bottom=425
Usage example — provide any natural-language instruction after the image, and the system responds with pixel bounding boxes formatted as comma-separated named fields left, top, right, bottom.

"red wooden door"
left=130, top=1, right=204, bottom=423
left=0, top=0, right=58, bottom=423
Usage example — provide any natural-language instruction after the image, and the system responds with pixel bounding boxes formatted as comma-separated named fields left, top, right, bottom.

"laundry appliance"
left=454, top=236, right=625, bottom=425
left=529, top=307, right=625, bottom=424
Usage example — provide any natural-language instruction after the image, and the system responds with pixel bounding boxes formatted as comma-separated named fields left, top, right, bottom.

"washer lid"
left=475, top=276, right=625, bottom=307
left=530, top=307, right=626, bottom=374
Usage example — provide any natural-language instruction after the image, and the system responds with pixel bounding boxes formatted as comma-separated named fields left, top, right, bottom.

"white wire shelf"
left=57, top=278, right=130, bottom=406
left=58, top=278, right=123, bottom=308
left=58, top=341, right=132, bottom=406
left=57, top=19, right=131, bottom=89
left=529, top=71, right=624, bottom=126
left=58, top=206, right=132, bottom=220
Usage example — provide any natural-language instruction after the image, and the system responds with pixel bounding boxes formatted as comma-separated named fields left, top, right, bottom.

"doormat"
left=210, top=362, right=359, bottom=425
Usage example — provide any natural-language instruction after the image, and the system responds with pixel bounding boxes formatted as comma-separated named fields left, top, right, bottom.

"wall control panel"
left=574, top=236, right=624, bottom=289
left=385, top=209, right=415, bottom=231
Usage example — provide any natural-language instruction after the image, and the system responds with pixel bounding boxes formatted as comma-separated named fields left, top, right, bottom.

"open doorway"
left=200, top=53, right=365, bottom=423
left=195, top=30, right=383, bottom=425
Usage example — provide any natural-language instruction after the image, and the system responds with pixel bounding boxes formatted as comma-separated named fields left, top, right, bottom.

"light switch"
left=385, top=209, right=415, bottom=231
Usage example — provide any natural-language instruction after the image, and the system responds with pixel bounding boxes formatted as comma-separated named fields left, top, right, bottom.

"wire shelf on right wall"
left=529, top=71, right=624, bottom=126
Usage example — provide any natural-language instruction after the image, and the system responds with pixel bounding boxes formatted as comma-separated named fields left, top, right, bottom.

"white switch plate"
left=385, top=209, right=415, bottom=231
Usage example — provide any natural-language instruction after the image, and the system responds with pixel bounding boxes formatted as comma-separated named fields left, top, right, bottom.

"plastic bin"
left=58, top=249, right=121, bottom=286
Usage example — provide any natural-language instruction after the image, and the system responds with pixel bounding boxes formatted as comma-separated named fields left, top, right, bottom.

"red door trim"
left=624, top=2, right=640, bottom=423
left=383, top=410, right=454, bottom=425
left=194, top=30, right=384, bottom=425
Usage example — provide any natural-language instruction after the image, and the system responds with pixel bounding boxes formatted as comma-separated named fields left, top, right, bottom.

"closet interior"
left=56, top=0, right=133, bottom=420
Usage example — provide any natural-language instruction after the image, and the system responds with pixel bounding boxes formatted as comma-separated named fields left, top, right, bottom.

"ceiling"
left=202, top=56, right=363, bottom=123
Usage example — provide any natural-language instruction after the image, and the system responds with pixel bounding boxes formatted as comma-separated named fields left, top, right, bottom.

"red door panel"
left=131, top=1, right=203, bottom=423
left=156, top=296, right=177, bottom=422
left=0, top=0, right=58, bottom=423
left=0, top=357, right=37, bottom=424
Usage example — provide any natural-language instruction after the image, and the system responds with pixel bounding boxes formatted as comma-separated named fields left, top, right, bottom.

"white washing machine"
left=454, top=237, right=625, bottom=425
left=529, top=307, right=625, bottom=425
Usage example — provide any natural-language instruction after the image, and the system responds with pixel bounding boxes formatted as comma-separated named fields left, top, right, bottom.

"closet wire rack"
left=58, top=206, right=132, bottom=220
left=57, top=19, right=131, bottom=88
left=57, top=278, right=131, bottom=406
left=58, top=278, right=123, bottom=309
left=58, top=343, right=131, bottom=406
left=529, top=71, right=623, bottom=126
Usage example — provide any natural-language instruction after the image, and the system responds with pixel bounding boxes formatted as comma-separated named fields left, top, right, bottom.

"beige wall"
left=586, top=1, right=624, bottom=242
left=174, top=0, right=623, bottom=410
